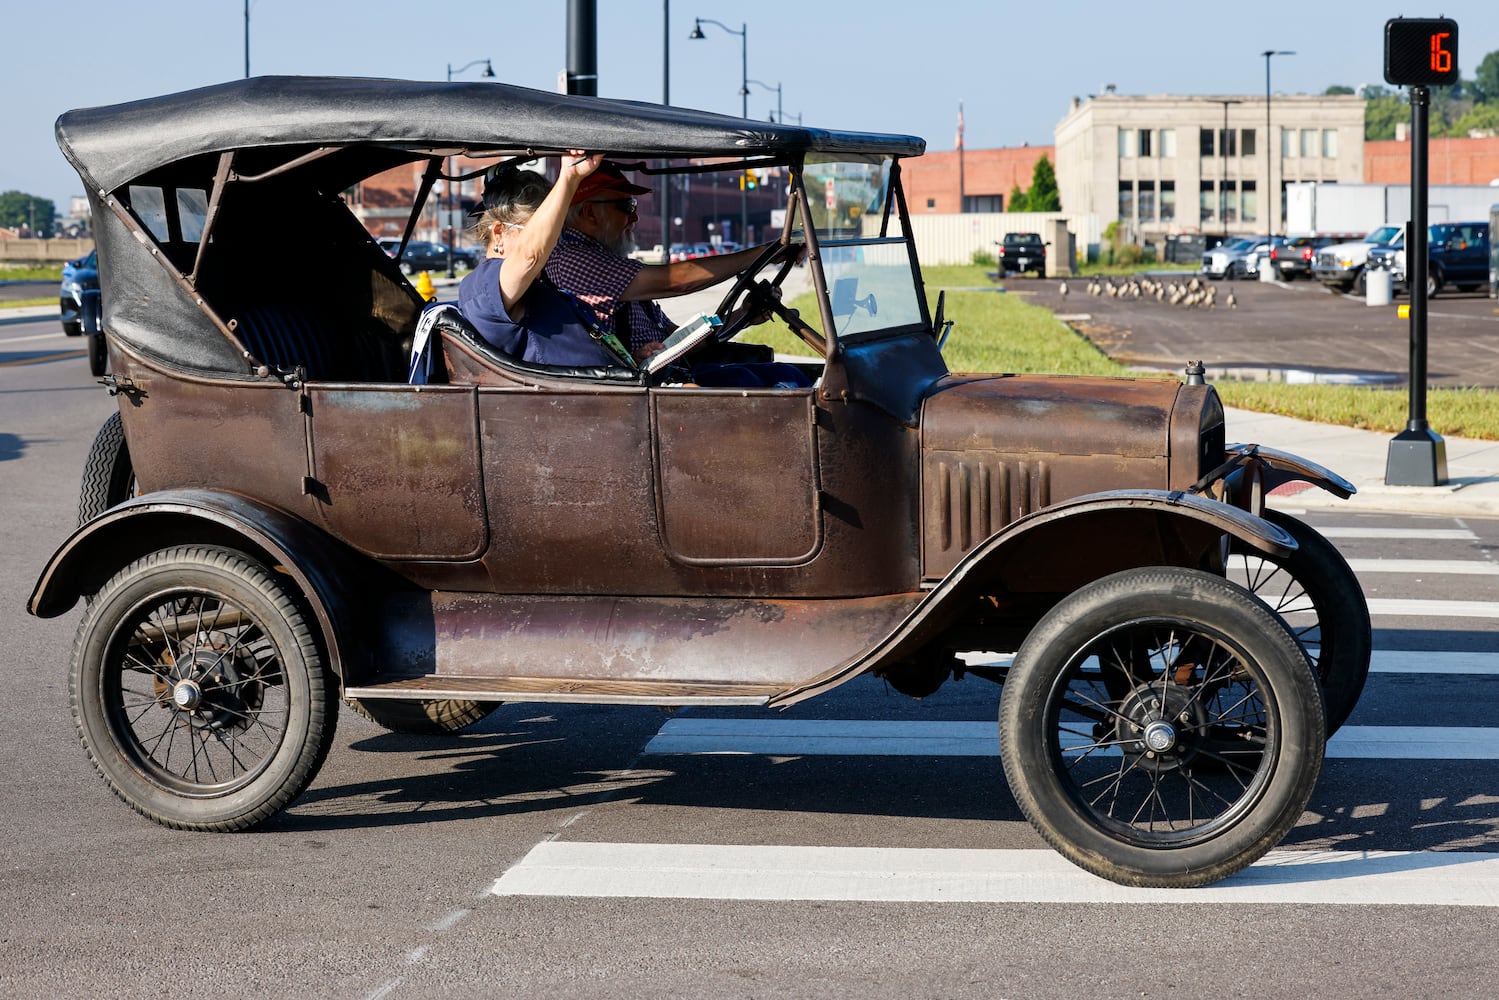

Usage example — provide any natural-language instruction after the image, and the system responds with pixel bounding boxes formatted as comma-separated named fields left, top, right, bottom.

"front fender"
left=772, top=489, right=1294, bottom=707
left=28, top=489, right=374, bottom=681
left=1200, top=443, right=1356, bottom=513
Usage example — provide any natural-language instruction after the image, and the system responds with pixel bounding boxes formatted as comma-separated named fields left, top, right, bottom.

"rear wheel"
left=87, top=333, right=107, bottom=377
left=1227, top=509, right=1371, bottom=735
left=347, top=698, right=498, bottom=735
left=999, top=567, right=1324, bottom=888
left=78, top=411, right=139, bottom=525
left=71, top=545, right=338, bottom=830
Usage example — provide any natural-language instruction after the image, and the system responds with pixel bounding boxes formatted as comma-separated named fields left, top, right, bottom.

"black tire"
left=70, top=545, right=337, bottom=830
left=347, top=697, right=498, bottom=735
left=87, top=333, right=107, bottom=377
left=1427, top=268, right=1442, bottom=298
left=1354, top=269, right=1367, bottom=296
left=399, top=261, right=416, bottom=275
left=999, top=567, right=1325, bottom=888
left=78, top=411, right=138, bottom=526
left=1227, top=509, right=1372, bottom=735
left=63, top=320, right=82, bottom=337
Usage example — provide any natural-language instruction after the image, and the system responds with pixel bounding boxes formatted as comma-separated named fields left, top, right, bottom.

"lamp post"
left=1212, top=99, right=1243, bottom=242
left=690, top=17, right=748, bottom=244
left=661, top=1, right=671, bottom=263
left=1262, top=49, right=1294, bottom=252
left=445, top=58, right=496, bottom=278
left=746, top=78, right=782, bottom=124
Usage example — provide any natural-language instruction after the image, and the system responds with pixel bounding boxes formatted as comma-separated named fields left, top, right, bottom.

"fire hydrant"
left=414, top=270, right=437, bottom=302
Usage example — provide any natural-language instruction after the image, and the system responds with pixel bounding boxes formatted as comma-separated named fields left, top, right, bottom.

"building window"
left=1281, top=127, right=1296, bottom=158
left=1200, top=127, right=1215, bottom=157
left=1118, top=181, right=1135, bottom=220
left=1219, top=129, right=1237, bottom=157
left=926, top=198, right=936, bottom=209
left=1241, top=128, right=1256, bottom=157
left=1301, top=129, right=1317, bottom=157
left=1160, top=180, right=1176, bottom=221
left=1160, top=129, right=1176, bottom=157
left=1139, top=129, right=1153, bottom=157
left=1223, top=181, right=1239, bottom=223
left=1322, top=129, right=1338, bottom=158
left=1241, top=180, right=1257, bottom=222
left=963, top=194, right=1003, bottom=213
left=1139, top=181, right=1156, bottom=221
left=1199, top=180, right=1216, bottom=222
left=1119, top=128, right=1136, bottom=158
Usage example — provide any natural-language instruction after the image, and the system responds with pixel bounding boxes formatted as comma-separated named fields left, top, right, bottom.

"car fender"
left=772, top=489, right=1296, bottom=706
left=29, top=489, right=372, bottom=681
left=1207, top=443, right=1356, bottom=512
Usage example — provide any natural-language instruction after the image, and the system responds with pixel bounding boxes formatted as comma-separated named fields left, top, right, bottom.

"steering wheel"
left=710, top=240, right=804, bottom=343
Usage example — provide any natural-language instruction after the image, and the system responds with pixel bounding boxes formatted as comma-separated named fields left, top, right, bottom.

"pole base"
left=1385, top=428, right=1448, bottom=486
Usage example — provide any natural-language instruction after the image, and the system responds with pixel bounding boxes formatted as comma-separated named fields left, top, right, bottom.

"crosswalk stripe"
left=1345, top=559, right=1499, bottom=575
left=491, top=843, right=1499, bottom=906
left=1371, top=650, right=1499, bottom=674
left=1365, top=599, right=1499, bottom=618
left=643, top=720, right=1499, bottom=759
left=1317, top=527, right=1476, bottom=540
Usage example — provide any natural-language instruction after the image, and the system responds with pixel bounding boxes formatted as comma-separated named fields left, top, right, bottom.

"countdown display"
left=1384, top=17, right=1459, bottom=86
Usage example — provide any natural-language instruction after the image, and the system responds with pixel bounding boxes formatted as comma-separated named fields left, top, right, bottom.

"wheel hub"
left=171, top=678, right=203, bottom=710
left=1114, top=682, right=1207, bottom=772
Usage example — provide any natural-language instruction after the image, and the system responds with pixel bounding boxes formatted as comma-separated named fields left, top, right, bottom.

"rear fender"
left=28, top=489, right=374, bottom=681
left=773, top=489, right=1295, bottom=706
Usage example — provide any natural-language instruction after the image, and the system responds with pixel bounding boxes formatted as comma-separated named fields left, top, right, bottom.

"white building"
left=1054, top=92, right=1365, bottom=244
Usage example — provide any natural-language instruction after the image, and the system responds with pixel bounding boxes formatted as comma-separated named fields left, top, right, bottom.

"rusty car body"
left=30, top=77, right=1370, bottom=888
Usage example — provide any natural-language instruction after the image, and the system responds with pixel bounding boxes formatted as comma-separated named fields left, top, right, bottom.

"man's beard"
left=602, top=228, right=637, bottom=257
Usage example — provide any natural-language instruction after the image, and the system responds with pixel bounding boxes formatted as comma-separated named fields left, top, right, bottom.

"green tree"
left=1472, top=49, right=1499, bottom=103
left=1027, top=155, right=1061, bottom=211
left=1365, top=94, right=1408, bottom=140
left=1324, top=85, right=1355, bottom=95
left=1007, top=183, right=1029, bottom=213
left=1447, top=101, right=1499, bottom=136
left=0, top=191, right=56, bottom=234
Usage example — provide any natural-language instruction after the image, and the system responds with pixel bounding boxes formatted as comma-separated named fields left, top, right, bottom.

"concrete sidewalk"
left=1227, top=407, right=1499, bottom=518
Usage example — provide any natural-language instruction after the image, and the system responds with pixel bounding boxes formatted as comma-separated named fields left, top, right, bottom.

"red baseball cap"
left=571, top=161, right=652, bottom=205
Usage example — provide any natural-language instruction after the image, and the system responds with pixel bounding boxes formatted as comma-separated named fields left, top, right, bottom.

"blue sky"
left=5, top=1, right=1498, bottom=210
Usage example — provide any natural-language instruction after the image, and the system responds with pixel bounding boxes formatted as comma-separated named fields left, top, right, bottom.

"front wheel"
left=87, top=333, right=107, bottom=377
left=71, top=545, right=338, bottom=830
left=999, top=567, right=1325, bottom=888
left=1228, top=509, right=1371, bottom=735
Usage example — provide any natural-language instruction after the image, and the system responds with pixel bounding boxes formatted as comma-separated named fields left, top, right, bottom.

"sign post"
left=1383, top=17, right=1456, bottom=486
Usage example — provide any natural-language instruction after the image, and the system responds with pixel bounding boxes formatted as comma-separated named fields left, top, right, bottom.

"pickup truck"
left=996, top=232, right=1046, bottom=276
left=1368, top=221, right=1490, bottom=298
left=1312, top=225, right=1402, bottom=293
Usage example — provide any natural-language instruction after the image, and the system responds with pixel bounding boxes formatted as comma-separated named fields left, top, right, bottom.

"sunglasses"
left=589, top=197, right=638, bottom=214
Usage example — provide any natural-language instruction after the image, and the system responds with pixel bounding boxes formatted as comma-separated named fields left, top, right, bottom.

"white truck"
left=1311, top=225, right=1403, bottom=293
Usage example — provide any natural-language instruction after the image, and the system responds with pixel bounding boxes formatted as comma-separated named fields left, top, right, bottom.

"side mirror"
left=831, top=277, right=858, bottom=316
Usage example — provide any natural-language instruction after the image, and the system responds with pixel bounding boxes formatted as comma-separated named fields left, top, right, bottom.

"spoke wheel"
left=347, top=698, right=498, bottom=735
left=1227, top=509, right=1371, bottom=735
left=1000, top=567, right=1324, bottom=888
left=77, top=410, right=140, bottom=526
left=71, top=546, right=336, bottom=830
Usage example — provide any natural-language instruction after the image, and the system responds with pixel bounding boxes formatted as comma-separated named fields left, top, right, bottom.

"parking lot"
left=1015, top=275, right=1499, bottom=388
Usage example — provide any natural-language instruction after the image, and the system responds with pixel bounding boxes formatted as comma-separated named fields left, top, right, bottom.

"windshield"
left=1366, top=226, right=1400, bottom=245
left=800, top=154, right=925, bottom=341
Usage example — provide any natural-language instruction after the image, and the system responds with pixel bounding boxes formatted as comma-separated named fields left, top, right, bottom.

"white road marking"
left=492, top=842, right=1499, bottom=906
left=1365, top=599, right=1499, bottom=619
left=1317, top=527, right=1477, bottom=540
left=1346, top=559, right=1499, bottom=575
left=643, top=719, right=1499, bottom=759
left=1370, top=650, right=1499, bottom=674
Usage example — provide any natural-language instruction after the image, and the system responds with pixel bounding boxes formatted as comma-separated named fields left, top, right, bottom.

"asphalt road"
left=4, top=315, right=1499, bottom=999
left=1009, top=272, right=1499, bottom=388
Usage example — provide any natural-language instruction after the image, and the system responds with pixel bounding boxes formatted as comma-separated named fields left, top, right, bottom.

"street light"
left=445, top=58, right=496, bottom=278
left=1263, top=49, right=1294, bottom=251
left=689, top=17, right=748, bottom=244
left=746, top=78, right=782, bottom=124
left=1211, top=99, right=1243, bottom=243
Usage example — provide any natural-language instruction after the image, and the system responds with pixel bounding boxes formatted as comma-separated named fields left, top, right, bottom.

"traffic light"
left=744, top=169, right=756, bottom=190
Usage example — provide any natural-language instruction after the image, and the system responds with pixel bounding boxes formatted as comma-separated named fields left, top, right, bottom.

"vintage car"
left=30, top=77, right=1370, bottom=889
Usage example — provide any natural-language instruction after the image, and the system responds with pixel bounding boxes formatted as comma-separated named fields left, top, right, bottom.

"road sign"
left=1384, top=18, right=1459, bottom=87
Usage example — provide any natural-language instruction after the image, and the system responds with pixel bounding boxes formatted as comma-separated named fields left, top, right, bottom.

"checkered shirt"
left=545, top=228, right=676, bottom=353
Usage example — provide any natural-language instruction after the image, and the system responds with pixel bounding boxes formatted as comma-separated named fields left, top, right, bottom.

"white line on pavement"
left=1370, top=650, right=1499, bottom=674
left=1346, top=559, right=1499, bottom=575
left=491, top=842, right=1499, bottom=906
left=643, top=719, right=1499, bottom=759
left=1365, top=599, right=1499, bottom=618
left=1317, top=527, right=1476, bottom=540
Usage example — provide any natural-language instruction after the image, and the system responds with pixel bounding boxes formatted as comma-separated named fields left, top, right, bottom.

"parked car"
left=1271, top=234, right=1358, bottom=281
left=58, top=248, right=97, bottom=336
left=996, top=232, right=1046, bottom=275
left=1312, top=225, right=1402, bottom=293
left=376, top=238, right=478, bottom=274
left=58, top=248, right=108, bottom=376
left=1199, top=236, right=1257, bottom=279
left=1370, top=222, right=1490, bottom=297
left=33, top=76, right=1370, bottom=889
